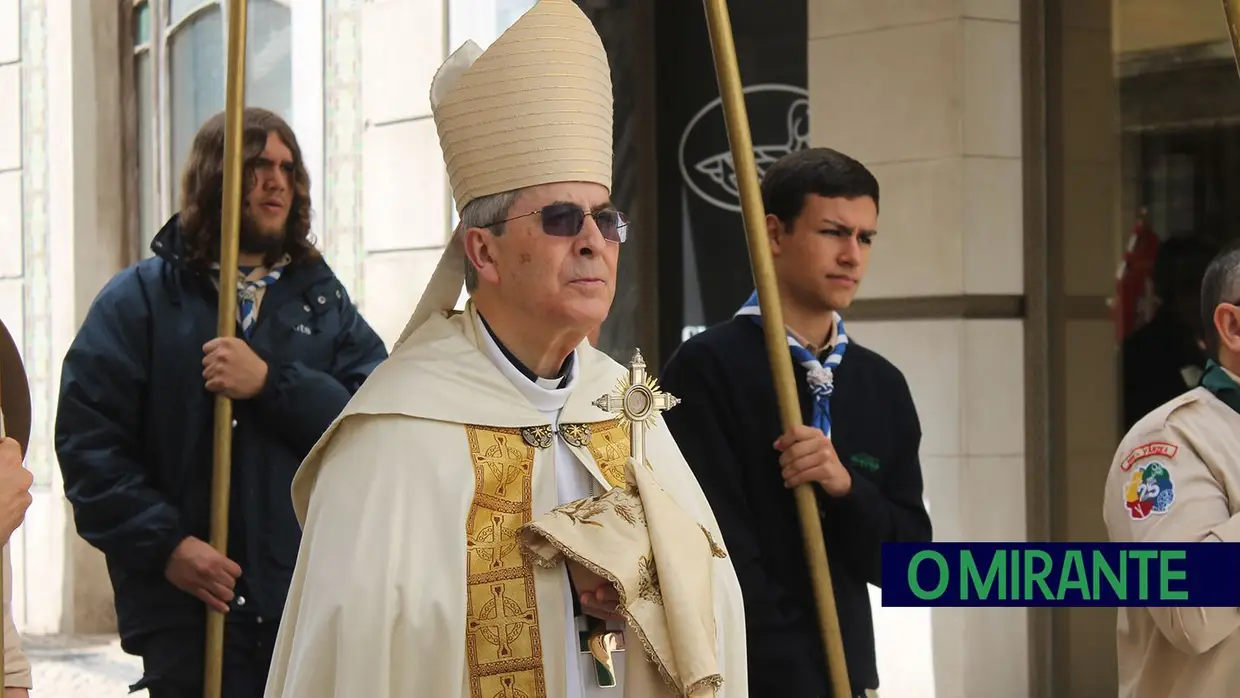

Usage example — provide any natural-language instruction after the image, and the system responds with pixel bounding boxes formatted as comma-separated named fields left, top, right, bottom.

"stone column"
left=808, top=1, right=1026, bottom=696
left=0, top=0, right=35, bottom=629
left=1041, top=2, right=1121, bottom=696
left=3, top=0, right=129, bottom=635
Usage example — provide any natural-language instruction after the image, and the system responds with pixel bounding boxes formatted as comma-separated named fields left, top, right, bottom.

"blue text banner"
left=880, top=542, right=1240, bottom=607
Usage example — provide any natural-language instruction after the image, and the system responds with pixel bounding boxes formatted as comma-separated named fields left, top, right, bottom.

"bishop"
left=262, top=2, right=748, bottom=697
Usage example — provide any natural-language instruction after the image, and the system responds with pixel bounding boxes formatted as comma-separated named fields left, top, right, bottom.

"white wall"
left=291, top=0, right=325, bottom=247
left=809, top=1, right=1027, bottom=696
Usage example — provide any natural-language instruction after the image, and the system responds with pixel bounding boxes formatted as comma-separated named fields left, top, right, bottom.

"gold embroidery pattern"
left=558, top=422, right=593, bottom=447
left=700, top=524, right=728, bottom=559
left=636, top=554, right=663, bottom=605
left=465, top=427, right=546, bottom=698
left=550, top=486, right=645, bottom=529
left=520, top=425, right=553, bottom=450
left=586, top=419, right=631, bottom=488
left=552, top=498, right=608, bottom=527
left=609, top=487, right=644, bottom=527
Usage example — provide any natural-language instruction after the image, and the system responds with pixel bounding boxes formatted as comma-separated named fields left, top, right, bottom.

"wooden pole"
left=700, top=2, right=851, bottom=697
left=1224, top=0, right=1240, bottom=76
left=205, top=1, right=248, bottom=696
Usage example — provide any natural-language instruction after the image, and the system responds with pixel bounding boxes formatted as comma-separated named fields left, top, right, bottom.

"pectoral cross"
left=592, top=348, right=681, bottom=464
left=580, top=348, right=678, bottom=687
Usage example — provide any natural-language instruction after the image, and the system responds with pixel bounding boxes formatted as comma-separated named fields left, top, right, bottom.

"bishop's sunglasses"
left=484, top=202, right=629, bottom=244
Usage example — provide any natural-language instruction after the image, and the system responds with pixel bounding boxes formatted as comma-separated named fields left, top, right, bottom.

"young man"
left=660, top=147, right=933, bottom=698
left=1104, top=240, right=1240, bottom=697
left=53, top=108, right=388, bottom=698
left=263, top=2, right=747, bottom=696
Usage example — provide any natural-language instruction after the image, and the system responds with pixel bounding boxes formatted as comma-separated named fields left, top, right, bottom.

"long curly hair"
left=178, top=107, right=319, bottom=268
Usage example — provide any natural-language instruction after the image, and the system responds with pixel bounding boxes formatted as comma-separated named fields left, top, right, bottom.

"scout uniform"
left=1103, top=360, right=1240, bottom=698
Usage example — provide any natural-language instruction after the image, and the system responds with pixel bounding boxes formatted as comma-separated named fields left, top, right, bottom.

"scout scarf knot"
left=213, top=266, right=283, bottom=339
left=1200, top=359, right=1240, bottom=415
left=734, top=290, right=849, bottom=435
left=236, top=270, right=282, bottom=339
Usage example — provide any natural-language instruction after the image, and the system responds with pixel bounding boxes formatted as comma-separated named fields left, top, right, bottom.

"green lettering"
left=1057, top=550, right=1090, bottom=601
left=1092, top=549, right=1126, bottom=600
left=961, top=550, right=1005, bottom=600
left=909, top=551, right=949, bottom=600
left=1129, top=550, right=1157, bottom=600
left=1159, top=550, right=1188, bottom=601
left=1009, top=546, right=1019, bottom=600
left=1023, top=550, right=1054, bottom=600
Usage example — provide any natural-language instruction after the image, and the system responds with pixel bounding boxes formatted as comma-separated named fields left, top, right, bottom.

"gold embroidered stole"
left=464, top=419, right=630, bottom=698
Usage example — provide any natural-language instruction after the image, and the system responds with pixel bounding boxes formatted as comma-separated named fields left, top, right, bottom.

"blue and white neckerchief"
left=235, top=269, right=282, bottom=339
left=734, top=290, right=849, bottom=436
left=212, top=260, right=286, bottom=340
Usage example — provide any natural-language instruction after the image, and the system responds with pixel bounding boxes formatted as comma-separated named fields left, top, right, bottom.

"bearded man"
left=263, top=2, right=747, bottom=697
left=53, top=108, right=388, bottom=698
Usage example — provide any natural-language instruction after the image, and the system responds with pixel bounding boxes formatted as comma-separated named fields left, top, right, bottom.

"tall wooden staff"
left=700, top=2, right=851, bottom=698
left=1224, top=0, right=1240, bottom=74
left=205, top=1, right=249, bottom=696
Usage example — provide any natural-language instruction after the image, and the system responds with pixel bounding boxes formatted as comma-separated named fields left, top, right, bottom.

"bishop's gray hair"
left=1200, top=240, right=1240, bottom=357
left=460, top=189, right=520, bottom=294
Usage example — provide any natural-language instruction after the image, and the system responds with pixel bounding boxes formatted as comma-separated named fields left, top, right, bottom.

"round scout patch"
left=1124, top=461, right=1175, bottom=521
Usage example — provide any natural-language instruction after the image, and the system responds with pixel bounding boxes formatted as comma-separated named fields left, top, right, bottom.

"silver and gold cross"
left=592, top=348, right=680, bottom=463
left=581, top=348, right=679, bottom=687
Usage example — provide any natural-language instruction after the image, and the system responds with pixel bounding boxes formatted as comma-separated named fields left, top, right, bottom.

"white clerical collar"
left=474, top=311, right=579, bottom=413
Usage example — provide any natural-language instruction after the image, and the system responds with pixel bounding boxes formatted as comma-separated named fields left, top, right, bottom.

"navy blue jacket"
left=54, top=216, right=387, bottom=648
left=660, top=317, right=933, bottom=696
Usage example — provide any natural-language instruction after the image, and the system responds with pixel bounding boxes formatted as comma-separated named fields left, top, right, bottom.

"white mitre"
left=394, top=0, right=614, bottom=349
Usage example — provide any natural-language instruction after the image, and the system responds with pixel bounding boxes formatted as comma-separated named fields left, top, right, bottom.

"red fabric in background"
left=1114, top=216, right=1160, bottom=342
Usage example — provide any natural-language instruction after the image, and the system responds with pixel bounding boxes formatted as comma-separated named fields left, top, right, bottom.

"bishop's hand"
left=775, top=424, right=853, bottom=497
left=568, top=560, right=625, bottom=623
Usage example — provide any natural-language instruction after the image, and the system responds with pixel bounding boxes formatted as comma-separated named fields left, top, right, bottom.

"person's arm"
left=660, top=341, right=826, bottom=686
left=819, top=370, right=933, bottom=586
left=1104, top=424, right=1240, bottom=656
left=54, top=271, right=188, bottom=573
left=3, top=546, right=30, bottom=694
left=251, top=287, right=388, bottom=456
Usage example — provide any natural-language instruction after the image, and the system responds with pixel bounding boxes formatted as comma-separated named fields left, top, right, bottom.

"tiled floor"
left=24, top=634, right=144, bottom=697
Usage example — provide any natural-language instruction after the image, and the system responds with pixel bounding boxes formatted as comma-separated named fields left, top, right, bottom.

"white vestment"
left=263, top=306, right=748, bottom=698
left=472, top=311, right=627, bottom=696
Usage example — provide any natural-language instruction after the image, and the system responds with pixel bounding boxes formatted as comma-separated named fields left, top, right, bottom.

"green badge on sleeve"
left=850, top=453, right=881, bottom=472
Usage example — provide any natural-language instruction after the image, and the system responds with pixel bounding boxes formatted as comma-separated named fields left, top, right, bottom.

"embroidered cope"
left=262, top=304, right=748, bottom=698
